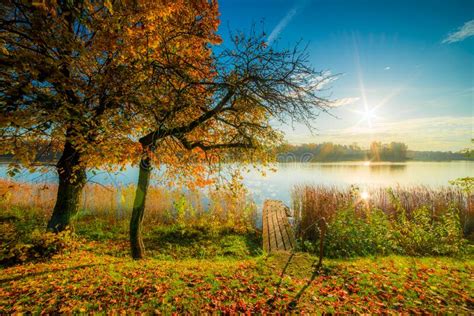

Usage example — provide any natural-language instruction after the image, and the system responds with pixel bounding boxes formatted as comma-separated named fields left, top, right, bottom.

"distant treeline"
left=276, top=142, right=473, bottom=162
left=1, top=141, right=472, bottom=164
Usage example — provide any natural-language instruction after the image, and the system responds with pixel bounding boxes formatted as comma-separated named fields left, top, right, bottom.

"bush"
left=292, top=184, right=472, bottom=240
left=319, top=208, right=396, bottom=258
left=0, top=213, right=79, bottom=266
left=392, top=205, right=466, bottom=256
left=295, top=187, right=467, bottom=258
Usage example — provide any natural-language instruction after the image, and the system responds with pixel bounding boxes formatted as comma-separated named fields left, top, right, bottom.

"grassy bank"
left=1, top=180, right=472, bottom=262
left=1, top=247, right=472, bottom=313
left=1, top=180, right=473, bottom=313
left=0, top=205, right=261, bottom=266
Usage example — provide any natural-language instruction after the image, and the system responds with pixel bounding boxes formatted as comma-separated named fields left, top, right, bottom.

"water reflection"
left=369, top=163, right=406, bottom=173
left=313, top=162, right=407, bottom=172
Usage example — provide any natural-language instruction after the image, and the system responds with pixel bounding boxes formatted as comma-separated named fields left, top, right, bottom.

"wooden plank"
left=277, top=204, right=294, bottom=250
left=262, top=199, right=295, bottom=252
left=275, top=215, right=287, bottom=250
left=282, top=220, right=295, bottom=249
left=270, top=211, right=279, bottom=250
left=277, top=203, right=292, bottom=251
left=262, top=201, right=271, bottom=252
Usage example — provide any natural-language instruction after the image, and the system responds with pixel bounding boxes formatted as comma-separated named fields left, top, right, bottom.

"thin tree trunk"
left=130, top=155, right=152, bottom=259
left=47, top=140, right=86, bottom=232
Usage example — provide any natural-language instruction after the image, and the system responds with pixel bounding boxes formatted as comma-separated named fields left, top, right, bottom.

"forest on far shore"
left=276, top=141, right=474, bottom=162
left=1, top=141, right=472, bottom=165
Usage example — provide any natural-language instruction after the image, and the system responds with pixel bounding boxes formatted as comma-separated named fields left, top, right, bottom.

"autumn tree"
left=369, top=141, right=408, bottom=161
left=129, top=28, right=336, bottom=258
left=0, top=0, right=219, bottom=231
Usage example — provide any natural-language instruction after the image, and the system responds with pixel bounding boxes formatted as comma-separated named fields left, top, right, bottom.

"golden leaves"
left=103, top=0, right=114, bottom=15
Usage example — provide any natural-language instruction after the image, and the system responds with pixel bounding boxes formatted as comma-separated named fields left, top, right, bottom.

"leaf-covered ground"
left=1, top=242, right=472, bottom=314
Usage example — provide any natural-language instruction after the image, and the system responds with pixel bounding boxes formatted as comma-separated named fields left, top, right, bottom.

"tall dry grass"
left=0, top=179, right=257, bottom=232
left=292, top=184, right=474, bottom=242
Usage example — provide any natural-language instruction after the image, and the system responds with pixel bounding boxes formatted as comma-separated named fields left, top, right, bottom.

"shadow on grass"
left=0, top=263, right=104, bottom=284
left=73, top=223, right=263, bottom=260
left=143, top=225, right=263, bottom=259
left=267, top=252, right=296, bottom=306
left=287, top=260, right=333, bottom=310
left=268, top=251, right=333, bottom=310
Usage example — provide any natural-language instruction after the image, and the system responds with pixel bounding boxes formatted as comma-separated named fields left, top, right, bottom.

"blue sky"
left=218, top=0, right=473, bottom=151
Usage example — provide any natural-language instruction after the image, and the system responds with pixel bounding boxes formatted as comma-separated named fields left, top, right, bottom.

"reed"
left=292, top=184, right=473, bottom=242
left=0, top=179, right=257, bottom=232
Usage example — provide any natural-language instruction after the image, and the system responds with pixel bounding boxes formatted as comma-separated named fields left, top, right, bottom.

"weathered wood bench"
left=262, top=200, right=295, bottom=252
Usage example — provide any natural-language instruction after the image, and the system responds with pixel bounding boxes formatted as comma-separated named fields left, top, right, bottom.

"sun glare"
left=362, top=107, right=377, bottom=128
left=350, top=105, right=380, bottom=130
left=361, top=191, right=370, bottom=200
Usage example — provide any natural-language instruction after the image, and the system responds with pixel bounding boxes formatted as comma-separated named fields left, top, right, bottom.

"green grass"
left=1, top=207, right=473, bottom=313
left=0, top=248, right=472, bottom=313
left=1, top=207, right=262, bottom=264
left=72, top=215, right=262, bottom=260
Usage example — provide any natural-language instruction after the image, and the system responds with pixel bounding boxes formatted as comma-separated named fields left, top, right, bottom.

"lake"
left=1, top=161, right=472, bottom=206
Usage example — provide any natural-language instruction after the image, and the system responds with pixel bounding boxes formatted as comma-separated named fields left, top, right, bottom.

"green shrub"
left=0, top=208, right=80, bottom=266
left=295, top=186, right=468, bottom=258
left=299, top=204, right=466, bottom=258
left=392, top=205, right=466, bottom=256
left=293, top=184, right=471, bottom=241
left=0, top=225, right=78, bottom=266
left=322, top=208, right=395, bottom=258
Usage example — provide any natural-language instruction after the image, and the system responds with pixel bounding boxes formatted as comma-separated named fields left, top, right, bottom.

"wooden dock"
left=262, top=200, right=295, bottom=252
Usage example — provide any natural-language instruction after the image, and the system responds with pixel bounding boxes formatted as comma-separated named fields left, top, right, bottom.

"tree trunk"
left=130, top=156, right=152, bottom=259
left=47, top=140, right=86, bottom=232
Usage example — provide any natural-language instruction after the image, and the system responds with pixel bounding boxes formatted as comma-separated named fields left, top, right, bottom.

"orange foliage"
left=1, top=0, right=222, bottom=178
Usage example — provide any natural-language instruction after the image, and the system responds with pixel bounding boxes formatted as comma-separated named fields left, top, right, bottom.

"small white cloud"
left=384, top=66, right=391, bottom=70
left=442, top=20, right=474, bottom=43
left=331, top=97, right=360, bottom=107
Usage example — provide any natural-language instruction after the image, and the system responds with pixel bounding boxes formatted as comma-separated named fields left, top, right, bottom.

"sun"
left=362, top=107, right=377, bottom=128
left=351, top=104, right=379, bottom=129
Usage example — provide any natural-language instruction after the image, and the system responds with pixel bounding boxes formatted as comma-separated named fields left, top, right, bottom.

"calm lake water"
left=1, top=161, right=472, bottom=206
